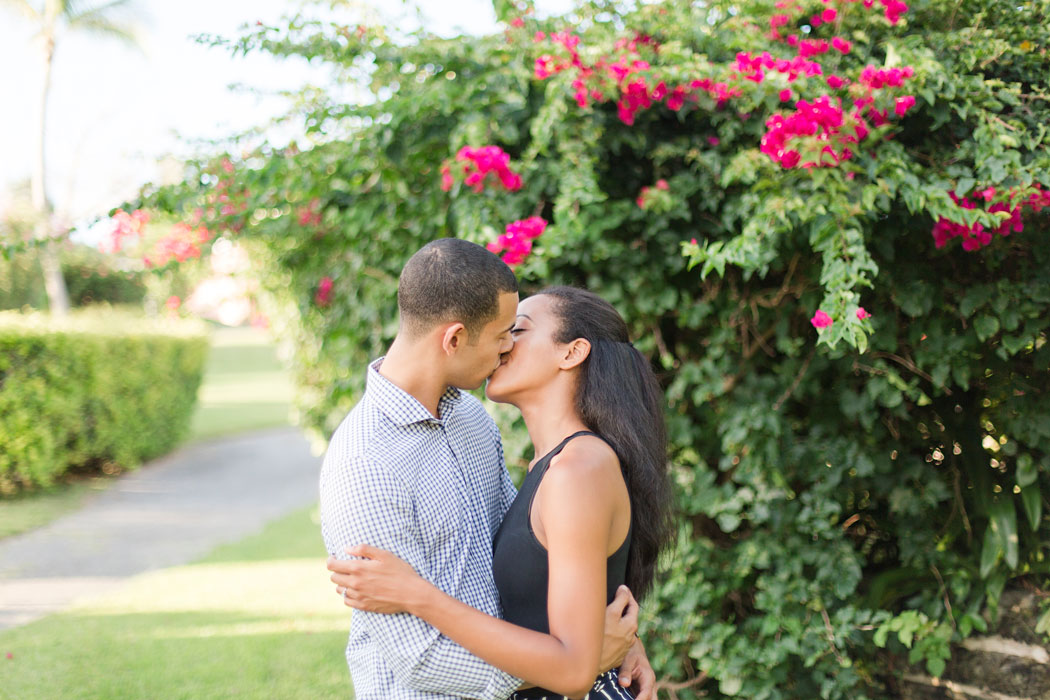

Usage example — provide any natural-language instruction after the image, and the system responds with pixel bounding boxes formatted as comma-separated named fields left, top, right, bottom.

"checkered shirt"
left=320, top=358, right=522, bottom=700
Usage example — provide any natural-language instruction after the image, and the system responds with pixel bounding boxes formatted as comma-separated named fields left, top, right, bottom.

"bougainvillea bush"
left=133, top=0, right=1050, bottom=696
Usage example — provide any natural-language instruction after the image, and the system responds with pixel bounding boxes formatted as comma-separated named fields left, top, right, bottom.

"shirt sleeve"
left=320, top=447, right=521, bottom=700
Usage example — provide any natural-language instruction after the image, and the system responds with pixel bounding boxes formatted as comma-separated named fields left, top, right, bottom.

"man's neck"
left=379, top=336, right=449, bottom=419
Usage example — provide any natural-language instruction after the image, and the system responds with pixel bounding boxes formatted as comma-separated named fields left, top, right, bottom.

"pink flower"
left=487, top=217, right=549, bottom=266
left=894, top=95, right=916, bottom=116
left=166, top=295, right=181, bottom=311
left=831, top=37, right=852, bottom=54
left=822, top=8, right=837, bottom=22
left=856, top=308, right=872, bottom=320
left=510, top=17, right=525, bottom=28
left=315, top=276, right=334, bottom=307
left=827, top=74, right=848, bottom=89
left=534, top=55, right=562, bottom=80
left=811, top=310, right=833, bottom=329
left=779, top=89, right=793, bottom=102
left=707, top=136, right=720, bottom=147
left=533, top=31, right=546, bottom=42
left=453, top=146, right=523, bottom=193
left=440, top=164, right=453, bottom=191
left=666, top=87, right=686, bottom=111
left=655, top=179, right=669, bottom=191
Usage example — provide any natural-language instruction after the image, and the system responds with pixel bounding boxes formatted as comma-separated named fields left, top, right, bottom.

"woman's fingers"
left=345, top=543, right=386, bottom=560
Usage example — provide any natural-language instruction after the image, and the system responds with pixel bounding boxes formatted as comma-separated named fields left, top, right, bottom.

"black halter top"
left=491, top=431, right=632, bottom=637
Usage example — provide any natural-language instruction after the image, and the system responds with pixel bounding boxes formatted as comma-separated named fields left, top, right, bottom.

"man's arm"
left=320, top=452, right=520, bottom=700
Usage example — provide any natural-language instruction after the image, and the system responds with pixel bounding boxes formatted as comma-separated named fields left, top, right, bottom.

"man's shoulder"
left=322, top=397, right=397, bottom=475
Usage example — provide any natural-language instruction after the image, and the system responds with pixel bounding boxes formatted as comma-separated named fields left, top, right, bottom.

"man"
left=321, top=238, right=656, bottom=699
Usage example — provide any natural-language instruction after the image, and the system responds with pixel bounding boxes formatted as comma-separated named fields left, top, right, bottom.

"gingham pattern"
left=511, top=669, right=635, bottom=700
left=320, top=358, right=521, bottom=700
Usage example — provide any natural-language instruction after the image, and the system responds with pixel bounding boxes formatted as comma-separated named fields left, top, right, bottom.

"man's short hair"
left=398, top=238, right=518, bottom=338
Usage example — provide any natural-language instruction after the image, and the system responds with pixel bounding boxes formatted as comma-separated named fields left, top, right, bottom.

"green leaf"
left=1020, top=486, right=1042, bottom=532
left=959, top=285, right=993, bottom=317
left=1036, top=608, right=1050, bottom=636
left=974, top=315, right=1000, bottom=341
left=926, top=657, right=946, bottom=677
left=979, top=525, right=1002, bottom=578
left=989, top=499, right=1019, bottom=570
left=873, top=623, right=890, bottom=648
left=1017, top=454, right=1037, bottom=488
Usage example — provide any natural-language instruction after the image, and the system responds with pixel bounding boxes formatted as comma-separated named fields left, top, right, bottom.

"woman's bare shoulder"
left=547, top=435, right=620, bottom=481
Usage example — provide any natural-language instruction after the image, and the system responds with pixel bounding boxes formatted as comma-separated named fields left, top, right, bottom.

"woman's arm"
left=337, top=445, right=627, bottom=699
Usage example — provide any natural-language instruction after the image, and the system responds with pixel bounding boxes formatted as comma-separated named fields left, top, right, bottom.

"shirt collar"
left=366, top=358, right=462, bottom=426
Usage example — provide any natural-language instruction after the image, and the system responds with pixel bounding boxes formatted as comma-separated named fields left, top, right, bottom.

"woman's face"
left=485, top=294, right=567, bottom=405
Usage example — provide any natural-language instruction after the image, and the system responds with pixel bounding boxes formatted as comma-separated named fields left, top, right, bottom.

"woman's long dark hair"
left=540, top=286, right=673, bottom=601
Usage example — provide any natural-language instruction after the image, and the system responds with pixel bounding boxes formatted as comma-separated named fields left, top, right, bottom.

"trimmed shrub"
left=62, top=245, right=147, bottom=308
left=0, top=310, right=209, bottom=493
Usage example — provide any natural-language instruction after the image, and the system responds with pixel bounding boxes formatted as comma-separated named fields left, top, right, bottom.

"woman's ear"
left=441, top=323, right=468, bottom=355
left=559, top=338, right=591, bottom=370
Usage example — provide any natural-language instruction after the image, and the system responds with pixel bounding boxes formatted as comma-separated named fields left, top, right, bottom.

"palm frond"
left=64, top=0, right=131, bottom=22
left=0, top=0, right=41, bottom=22
left=67, top=13, right=138, bottom=45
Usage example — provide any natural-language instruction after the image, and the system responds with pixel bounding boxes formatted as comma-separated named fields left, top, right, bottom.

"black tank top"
left=492, top=431, right=632, bottom=638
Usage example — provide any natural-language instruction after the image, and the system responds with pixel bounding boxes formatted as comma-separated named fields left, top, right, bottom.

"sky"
left=0, top=0, right=568, bottom=228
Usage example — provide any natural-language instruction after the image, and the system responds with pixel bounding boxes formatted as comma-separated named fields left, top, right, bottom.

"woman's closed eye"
left=510, top=327, right=526, bottom=336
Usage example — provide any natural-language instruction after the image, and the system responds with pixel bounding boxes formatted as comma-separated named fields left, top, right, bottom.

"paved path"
left=0, top=427, right=322, bottom=631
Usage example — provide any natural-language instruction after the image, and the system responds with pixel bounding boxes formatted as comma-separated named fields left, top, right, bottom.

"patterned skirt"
left=510, top=668, right=636, bottom=700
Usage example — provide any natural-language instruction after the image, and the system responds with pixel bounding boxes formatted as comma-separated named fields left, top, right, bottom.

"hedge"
left=0, top=310, right=209, bottom=493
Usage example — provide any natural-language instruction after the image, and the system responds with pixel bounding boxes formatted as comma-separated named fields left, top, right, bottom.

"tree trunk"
left=32, top=8, right=70, bottom=316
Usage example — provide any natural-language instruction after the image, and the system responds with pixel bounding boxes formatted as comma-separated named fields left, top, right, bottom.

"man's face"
left=447, top=291, right=518, bottom=390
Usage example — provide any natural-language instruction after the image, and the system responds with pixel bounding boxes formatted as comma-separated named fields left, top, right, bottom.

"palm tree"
left=2, top=0, right=138, bottom=315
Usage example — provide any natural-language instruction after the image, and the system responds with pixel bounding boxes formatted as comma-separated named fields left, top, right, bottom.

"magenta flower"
left=451, top=146, right=523, bottom=193
left=857, top=308, right=872, bottom=320
left=315, top=276, right=334, bottom=307
left=810, top=310, right=833, bottom=329
left=831, top=37, right=852, bottom=54
left=487, top=217, right=549, bottom=266
left=894, top=95, right=916, bottom=116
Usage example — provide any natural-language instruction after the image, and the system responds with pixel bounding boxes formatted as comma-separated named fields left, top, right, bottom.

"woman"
left=335, top=286, right=674, bottom=700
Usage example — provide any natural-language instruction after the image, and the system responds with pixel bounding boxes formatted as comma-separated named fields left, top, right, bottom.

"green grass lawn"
left=0, top=505, right=353, bottom=700
left=188, top=325, right=295, bottom=442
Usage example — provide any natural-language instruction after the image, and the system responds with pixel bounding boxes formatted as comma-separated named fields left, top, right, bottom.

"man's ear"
left=559, top=338, right=591, bottom=370
left=440, top=323, right=468, bottom=355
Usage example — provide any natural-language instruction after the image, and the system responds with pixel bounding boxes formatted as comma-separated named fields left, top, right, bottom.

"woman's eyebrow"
left=516, top=313, right=533, bottom=320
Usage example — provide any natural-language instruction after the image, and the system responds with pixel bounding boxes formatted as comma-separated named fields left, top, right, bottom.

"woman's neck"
left=517, top=385, right=589, bottom=468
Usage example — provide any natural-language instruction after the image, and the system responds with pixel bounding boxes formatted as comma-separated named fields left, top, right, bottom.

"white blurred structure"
left=186, top=238, right=255, bottom=326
